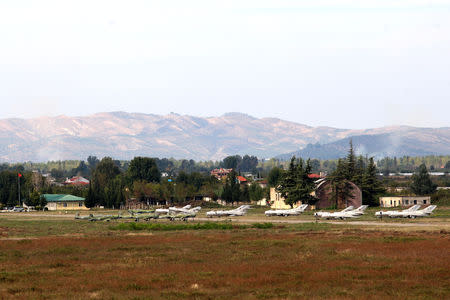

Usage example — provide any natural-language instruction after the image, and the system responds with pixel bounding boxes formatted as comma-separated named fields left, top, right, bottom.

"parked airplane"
left=155, top=205, right=192, bottom=215
left=75, top=213, right=94, bottom=220
left=375, top=205, right=421, bottom=218
left=169, top=205, right=201, bottom=214
left=376, top=205, right=437, bottom=218
left=265, top=204, right=309, bottom=217
left=315, top=205, right=368, bottom=220
left=206, top=205, right=251, bottom=217
left=169, top=211, right=198, bottom=221
left=75, top=212, right=124, bottom=222
left=348, top=205, right=369, bottom=216
left=132, top=212, right=159, bottom=221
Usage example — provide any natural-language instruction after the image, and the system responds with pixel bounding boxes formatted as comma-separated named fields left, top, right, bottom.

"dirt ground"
left=0, top=212, right=449, bottom=299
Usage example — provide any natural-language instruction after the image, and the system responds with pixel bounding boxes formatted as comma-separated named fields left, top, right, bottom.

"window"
left=414, top=200, right=417, bottom=204
left=79, top=202, right=83, bottom=207
left=405, top=200, right=409, bottom=205
left=63, top=203, right=67, bottom=207
left=423, top=200, right=427, bottom=204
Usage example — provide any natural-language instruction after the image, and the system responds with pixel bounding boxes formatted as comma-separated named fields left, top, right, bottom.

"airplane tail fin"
left=357, top=205, right=368, bottom=212
left=405, top=205, right=421, bottom=212
left=424, top=205, right=437, bottom=212
left=341, top=206, right=354, bottom=212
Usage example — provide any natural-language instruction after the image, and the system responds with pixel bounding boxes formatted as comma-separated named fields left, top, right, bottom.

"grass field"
left=0, top=212, right=449, bottom=299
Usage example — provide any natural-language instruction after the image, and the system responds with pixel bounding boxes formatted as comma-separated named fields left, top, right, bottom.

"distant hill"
left=277, top=130, right=450, bottom=160
left=0, top=112, right=449, bottom=162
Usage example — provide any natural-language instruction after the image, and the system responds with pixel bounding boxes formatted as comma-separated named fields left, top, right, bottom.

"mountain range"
left=0, top=112, right=449, bottom=162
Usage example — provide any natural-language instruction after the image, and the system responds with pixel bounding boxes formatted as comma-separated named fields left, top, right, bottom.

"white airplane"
left=155, top=205, right=192, bottom=215
left=377, top=205, right=437, bottom=218
left=169, top=205, right=201, bottom=214
left=348, top=205, right=369, bottom=216
left=315, top=205, right=368, bottom=220
left=206, top=205, right=251, bottom=217
left=375, top=205, right=421, bottom=218
left=314, top=206, right=353, bottom=219
left=265, top=204, right=309, bottom=217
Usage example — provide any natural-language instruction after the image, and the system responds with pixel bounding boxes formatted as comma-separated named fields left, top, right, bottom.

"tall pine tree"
left=329, top=159, right=354, bottom=208
left=277, top=157, right=317, bottom=207
left=361, top=158, right=385, bottom=206
left=410, top=164, right=437, bottom=195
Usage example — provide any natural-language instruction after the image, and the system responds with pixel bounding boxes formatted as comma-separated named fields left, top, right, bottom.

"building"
left=64, top=176, right=90, bottom=186
left=43, top=194, right=89, bottom=211
left=210, top=168, right=232, bottom=180
left=269, top=177, right=362, bottom=210
left=269, top=187, right=301, bottom=209
left=255, top=179, right=268, bottom=188
left=237, top=176, right=247, bottom=185
left=379, top=196, right=431, bottom=208
left=313, top=179, right=362, bottom=209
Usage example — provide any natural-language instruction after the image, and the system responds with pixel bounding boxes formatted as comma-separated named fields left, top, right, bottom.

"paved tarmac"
left=196, top=217, right=450, bottom=228
left=1, top=212, right=449, bottom=229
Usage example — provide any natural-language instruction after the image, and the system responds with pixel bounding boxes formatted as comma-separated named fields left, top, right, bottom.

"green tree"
left=240, top=184, right=250, bottom=203
left=410, top=164, right=437, bottom=195
left=128, top=157, right=161, bottom=183
left=85, top=185, right=96, bottom=208
left=329, top=159, right=354, bottom=208
left=90, top=157, right=122, bottom=208
left=352, top=156, right=365, bottom=187
left=222, top=155, right=242, bottom=170
left=221, top=170, right=241, bottom=205
left=361, top=158, right=385, bottom=206
left=87, top=156, right=100, bottom=171
left=346, top=139, right=356, bottom=180
left=268, top=167, right=283, bottom=187
left=276, top=157, right=317, bottom=207
left=249, top=182, right=264, bottom=202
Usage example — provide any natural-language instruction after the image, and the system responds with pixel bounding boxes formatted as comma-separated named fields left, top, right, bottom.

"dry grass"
left=0, top=223, right=449, bottom=299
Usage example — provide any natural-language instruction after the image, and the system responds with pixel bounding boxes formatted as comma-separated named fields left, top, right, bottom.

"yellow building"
left=269, top=187, right=302, bottom=209
left=43, top=194, right=89, bottom=211
left=379, top=196, right=431, bottom=208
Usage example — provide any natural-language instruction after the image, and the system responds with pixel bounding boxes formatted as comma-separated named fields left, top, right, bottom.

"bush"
left=431, top=189, right=450, bottom=206
left=111, top=222, right=275, bottom=231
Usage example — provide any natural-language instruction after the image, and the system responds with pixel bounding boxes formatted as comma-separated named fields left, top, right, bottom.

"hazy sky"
left=0, top=0, right=449, bottom=129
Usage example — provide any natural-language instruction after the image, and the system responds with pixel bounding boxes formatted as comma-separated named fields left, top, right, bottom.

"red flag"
left=18, top=173, right=22, bottom=178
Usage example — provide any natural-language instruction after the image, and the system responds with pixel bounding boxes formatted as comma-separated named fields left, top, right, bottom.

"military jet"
left=347, top=205, right=369, bottom=216
left=132, top=212, right=159, bottom=221
left=314, top=205, right=368, bottom=220
left=376, top=205, right=436, bottom=218
left=75, top=213, right=120, bottom=222
left=265, top=204, right=309, bottom=217
left=169, top=206, right=201, bottom=214
left=169, top=211, right=198, bottom=221
left=375, top=205, right=421, bottom=218
left=155, top=205, right=196, bottom=216
left=75, top=213, right=94, bottom=220
left=206, top=205, right=251, bottom=217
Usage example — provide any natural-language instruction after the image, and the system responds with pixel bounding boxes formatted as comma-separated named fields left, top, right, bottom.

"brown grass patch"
left=0, top=230, right=449, bottom=299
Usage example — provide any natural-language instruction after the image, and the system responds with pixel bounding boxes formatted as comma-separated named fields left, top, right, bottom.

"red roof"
left=237, top=176, right=247, bottom=182
left=64, top=176, right=90, bottom=186
left=308, top=174, right=321, bottom=179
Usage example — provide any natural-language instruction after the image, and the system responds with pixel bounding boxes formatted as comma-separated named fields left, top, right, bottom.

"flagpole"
left=18, top=174, right=21, bottom=206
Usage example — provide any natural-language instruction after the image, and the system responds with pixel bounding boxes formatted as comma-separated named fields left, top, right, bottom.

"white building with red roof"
left=64, top=176, right=90, bottom=186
